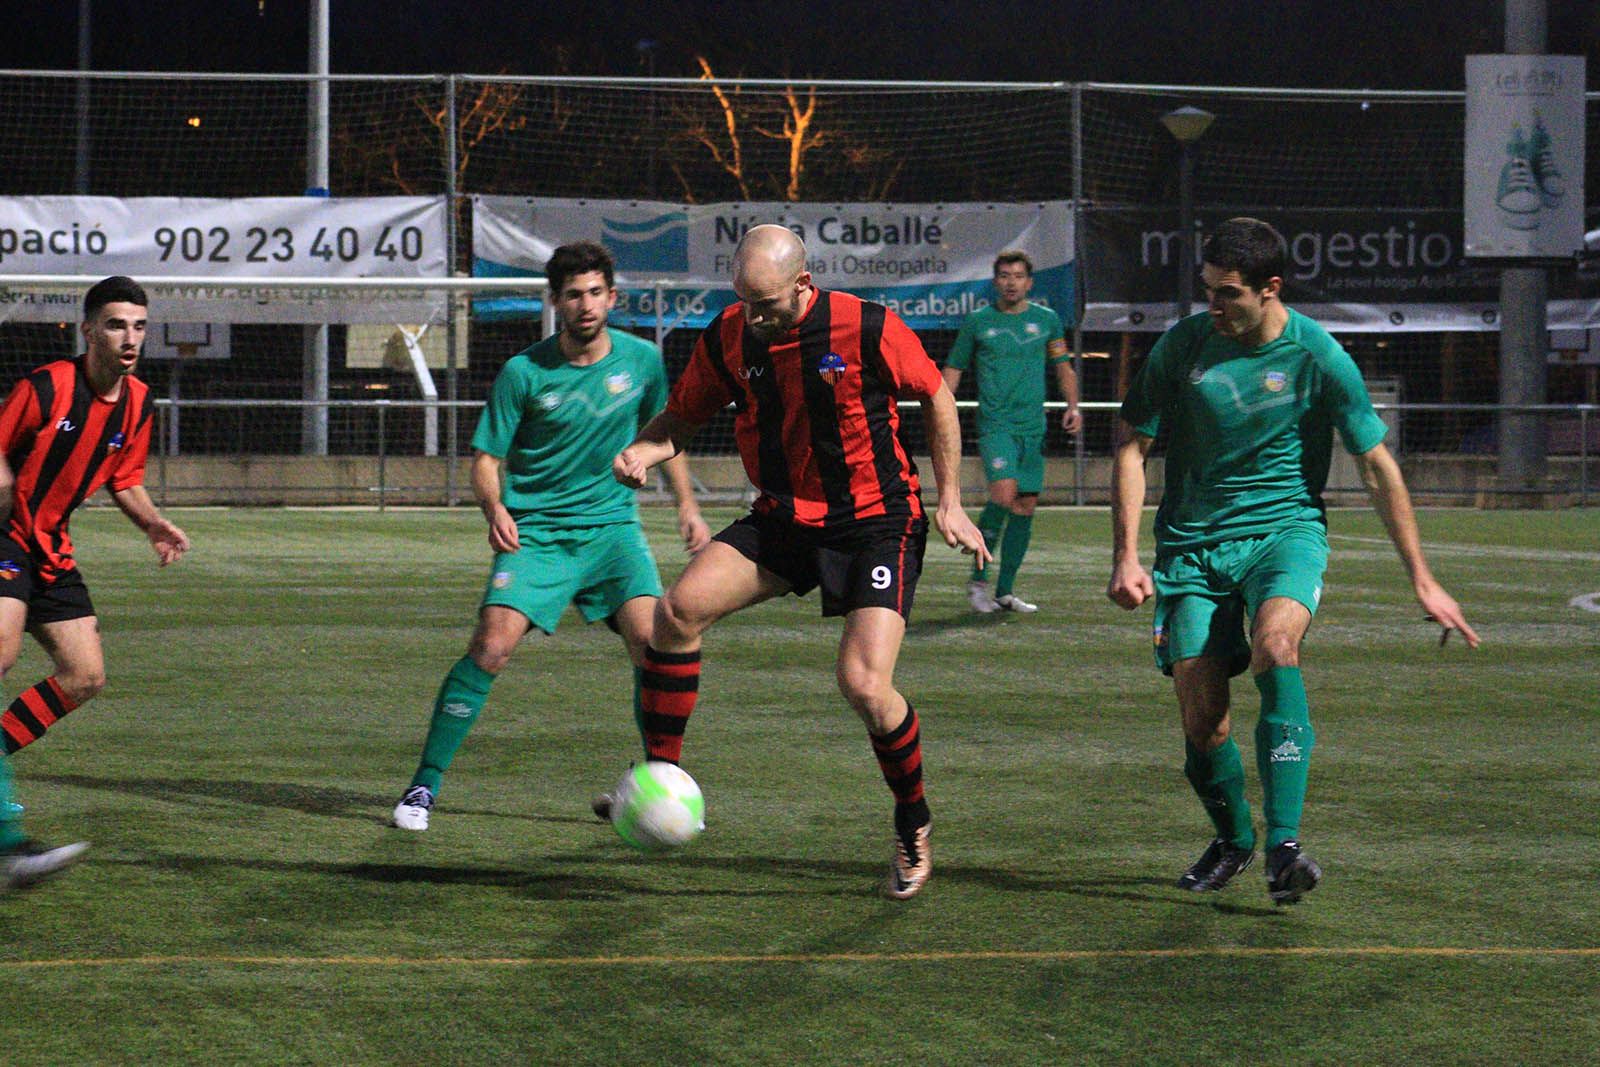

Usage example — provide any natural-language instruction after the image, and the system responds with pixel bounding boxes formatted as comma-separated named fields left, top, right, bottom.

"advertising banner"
left=1464, top=54, right=1586, bottom=259
left=1083, top=208, right=1600, bottom=332
left=0, top=196, right=448, bottom=323
left=472, top=196, right=1075, bottom=330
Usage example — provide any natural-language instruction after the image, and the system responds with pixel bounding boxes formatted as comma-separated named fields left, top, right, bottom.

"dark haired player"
left=613, top=224, right=989, bottom=899
left=1107, top=217, right=1477, bottom=903
left=392, top=242, right=708, bottom=831
left=0, top=275, right=191, bottom=885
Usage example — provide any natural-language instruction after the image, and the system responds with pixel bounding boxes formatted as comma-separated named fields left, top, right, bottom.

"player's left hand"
left=1417, top=581, right=1480, bottom=648
left=935, top=499, right=992, bottom=565
left=1060, top=406, right=1083, bottom=435
left=149, top=519, right=191, bottom=566
left=679, top=509, right=711, bottom=554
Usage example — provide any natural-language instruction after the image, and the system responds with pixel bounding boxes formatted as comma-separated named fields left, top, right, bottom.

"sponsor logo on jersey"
left=738, top=364, right=765, bottom=380
left=55, top=417, right=76, bottom=433
left=605, top=372, right=633, bottom=396
left=107, top=431, right=126, bottom=452
left=537, top=392, right=562, bottom=411
left=1263, top=370, right=1288, bottom=393
left=816, top=351, right=847, bottom=386
left=491, top=570, right=513, bottom=589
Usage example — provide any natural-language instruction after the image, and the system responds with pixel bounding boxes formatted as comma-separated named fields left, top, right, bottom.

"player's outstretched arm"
left=1107, top=433, right=1154, bottom=609
left=921, top=384, right=991, bottom=563
left=111, top=485, right=191, bottom=566
left=614, top=410, right=698, bottom=490
left=1355, top=443, right=1480, bottom=648
left=661, top=452, right=710, bottom=554
left=471, top=450, right=520, bottom=555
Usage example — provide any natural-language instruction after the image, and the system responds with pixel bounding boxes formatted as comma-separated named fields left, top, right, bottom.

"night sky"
left=2, top=1, right=1597, bottom=88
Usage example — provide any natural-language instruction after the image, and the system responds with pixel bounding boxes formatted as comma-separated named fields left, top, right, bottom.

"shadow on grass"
left=906, top=612, right=1012, bottom=638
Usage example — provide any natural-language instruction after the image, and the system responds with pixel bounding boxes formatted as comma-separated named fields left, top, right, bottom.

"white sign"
left=0, top=196, right=450, bottom=323
left=1464, top=55, right=1586, bottom=259
left=473, top=197, right=1075, bottom=329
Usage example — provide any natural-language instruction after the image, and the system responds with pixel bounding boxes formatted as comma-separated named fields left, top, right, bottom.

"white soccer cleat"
left=391, top=785, right=434, bottom=831
left=996, top=593, right=1038, bottom=613
left=1, top=840, right=89, bottom=892
left=967, top=580, right=1000, bottom=614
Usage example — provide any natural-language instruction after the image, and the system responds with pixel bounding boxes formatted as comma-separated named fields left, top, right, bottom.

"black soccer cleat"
left=590, top=792, right=613, bottom=823
left=1265, top=840, right=1322, bottom=904
left=1176, top=837, right=1256, bottom=892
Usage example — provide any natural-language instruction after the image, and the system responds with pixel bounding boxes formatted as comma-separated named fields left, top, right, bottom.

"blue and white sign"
left=473, top=196, right=1075, bottom=330
left=1464, top=55, right=1586, bottom=259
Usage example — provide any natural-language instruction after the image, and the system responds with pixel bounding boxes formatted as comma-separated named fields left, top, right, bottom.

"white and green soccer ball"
left=610, top=761, right=705, bottom=852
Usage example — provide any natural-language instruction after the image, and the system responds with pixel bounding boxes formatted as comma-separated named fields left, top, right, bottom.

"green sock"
left=1254, top=666, right=1315, bottom=849
left=1183, top=736, right=1255, bottom=850
left=411, top=656, right=495, bottom=794
left=971, top=503, right=1008, bottom=582
left=994, top=511, right=1034, bottom=598
left=0, top=753, right=21, bottom=850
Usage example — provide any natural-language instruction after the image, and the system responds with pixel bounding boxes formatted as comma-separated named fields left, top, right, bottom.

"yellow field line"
left=3, top=946, right=1598, bottom=970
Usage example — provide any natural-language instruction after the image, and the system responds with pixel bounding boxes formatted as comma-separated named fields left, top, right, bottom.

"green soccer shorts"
left=481, top=521, right=663, bottom=634
left=978, top=431, right=1045, bottom=494
left=1149, top=523, right=1329, bottom=677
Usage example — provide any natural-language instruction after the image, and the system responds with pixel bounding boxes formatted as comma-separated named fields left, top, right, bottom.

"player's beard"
left=565, top=317, right=606, bottom=344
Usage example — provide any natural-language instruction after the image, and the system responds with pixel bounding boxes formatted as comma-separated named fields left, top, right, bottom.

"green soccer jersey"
left=472, top=328, right=668, bottom=530
left=946, top=302, right=1068, bottom=436
left=1120, top=309, right=1388, bottom=550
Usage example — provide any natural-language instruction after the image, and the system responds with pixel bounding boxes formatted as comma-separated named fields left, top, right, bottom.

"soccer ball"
left=610, top=761, right=705, bottom=852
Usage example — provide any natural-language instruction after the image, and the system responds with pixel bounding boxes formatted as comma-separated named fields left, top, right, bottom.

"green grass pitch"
left=1, top=505, right=1595, bottom=1064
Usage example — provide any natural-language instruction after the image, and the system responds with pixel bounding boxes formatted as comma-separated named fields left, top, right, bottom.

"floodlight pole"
left=303, top=0, right=331, bottom=457
left=1498, top=0, right=1549, bottom=490
left=1161, top=106, right=1214, bottom=325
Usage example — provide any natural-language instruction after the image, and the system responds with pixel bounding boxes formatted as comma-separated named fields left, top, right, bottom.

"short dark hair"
left=1200, top=217, right=1285, bottom=289
left=545, top=242, right=615, bottom=295
left=83, top=275, right=148, bottom=321
left=993, top=250, right=1033, bottom=276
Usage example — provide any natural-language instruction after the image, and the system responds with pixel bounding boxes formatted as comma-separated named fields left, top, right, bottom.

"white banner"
left=473, top=197, right=1075, bottom=329
left=0, top=196, right=449, bottom=323
left=1464, top=55, right=1586, bottom=259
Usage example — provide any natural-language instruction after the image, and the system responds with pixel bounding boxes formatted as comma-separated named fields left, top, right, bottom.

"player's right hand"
left=612, top=447, right=649, bottom=489
left=1106, top=560, right=1153, bottom=610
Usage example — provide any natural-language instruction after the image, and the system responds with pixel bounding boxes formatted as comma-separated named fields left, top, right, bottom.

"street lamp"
left=1161, top=106, right=1215, bottom=323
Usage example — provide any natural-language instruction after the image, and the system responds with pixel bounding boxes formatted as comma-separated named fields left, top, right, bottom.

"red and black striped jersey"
left=0, top=358, right=154, bottom=580
left=667, top=288, right=943, bottom=529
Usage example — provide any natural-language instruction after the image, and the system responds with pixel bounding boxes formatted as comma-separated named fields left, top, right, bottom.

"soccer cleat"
left=883, top=820, right=932, bottom=900
left=967, top=580, right=1000, bottom=614
left=1, top=839, right=89, bottom=892
left=1176, top=837, right=1255, bottom=892
left=590, top=791, right=613, bottom=823
left=995, top=593, right=1038, bottom=614
left=1265, top=839, right=1322, bottom=904
left=391, top=785, right=434, bottom=831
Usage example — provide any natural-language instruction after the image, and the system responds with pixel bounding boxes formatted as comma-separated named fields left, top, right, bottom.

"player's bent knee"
left=61, top=670, right=106, bottom=704
left=1251, top=631, right=1301, bottom=670
left=655, top=589, right=710, bottom=645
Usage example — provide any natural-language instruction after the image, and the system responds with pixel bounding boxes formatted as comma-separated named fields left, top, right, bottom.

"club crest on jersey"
left=1263, top=370, right=1288, bottom=393
left=816, top=351, right=847, bottom=386
left=107, top=431, right=125, bottom=452
left=537, top=392, right=562, bottom=411
left=605, top=372, right=633, bottom=395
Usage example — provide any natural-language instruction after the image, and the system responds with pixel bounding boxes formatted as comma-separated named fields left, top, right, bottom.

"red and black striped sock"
left=1, top=677, right=78, bottom=755
left=870, top=704, right=930, bottom=831
left=639, top=646, right=700, bottom=764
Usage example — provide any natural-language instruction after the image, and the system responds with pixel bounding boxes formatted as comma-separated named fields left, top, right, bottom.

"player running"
left=0, top=275, right=191, bottom=885
left=943, top=250, right=1081, bottom=613
left=613, top=224, right=989, bottom=899
left=1107, top=218, right=1478, bottom=903
left=391, top=242, right=708, bottom=832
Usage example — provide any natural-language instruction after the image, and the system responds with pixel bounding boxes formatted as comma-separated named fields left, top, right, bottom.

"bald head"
left=732, top=224, right=813, bottom=341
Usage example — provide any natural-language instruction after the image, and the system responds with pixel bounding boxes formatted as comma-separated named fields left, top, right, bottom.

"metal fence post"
left=377, top=401, right=387, bottom=512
